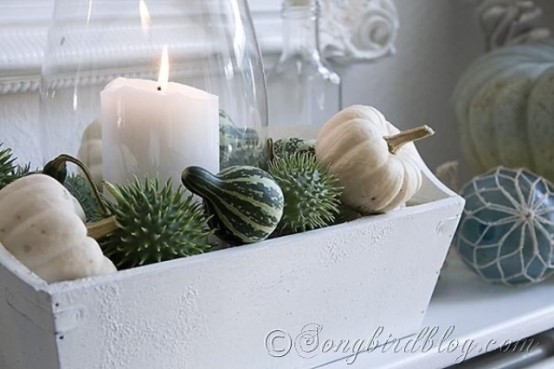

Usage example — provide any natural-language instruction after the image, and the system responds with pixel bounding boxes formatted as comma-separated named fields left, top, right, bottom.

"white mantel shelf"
left=319, top=252, right=554, bottom=369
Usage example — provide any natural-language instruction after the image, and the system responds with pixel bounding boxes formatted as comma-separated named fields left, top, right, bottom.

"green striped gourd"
left=219, top=110, right=259, bottom=148
left=219, top=110, right=261, bottom=169
left=181, top=165, right=284, bottom=245
left=272, top=137, right=316, bottom=159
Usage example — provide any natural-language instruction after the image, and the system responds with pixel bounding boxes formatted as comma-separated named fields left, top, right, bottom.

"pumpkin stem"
left=48, top=154, right=110, bottom=217
left=87, top=216, right=119, bottom=240
left=384, top=125, right=435, bottom=154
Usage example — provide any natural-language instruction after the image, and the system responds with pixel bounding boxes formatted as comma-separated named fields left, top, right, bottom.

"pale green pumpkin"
left=453, top=39, right=554, bottom=181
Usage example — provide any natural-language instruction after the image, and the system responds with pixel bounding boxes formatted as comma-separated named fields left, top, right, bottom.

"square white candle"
left=101, top=77, right=219, bottom=187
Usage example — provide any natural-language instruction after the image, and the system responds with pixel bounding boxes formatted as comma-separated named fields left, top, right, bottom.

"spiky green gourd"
left=64, top=174, right=103, bottom=222
left=0, top=144, right=30, bottom=190
left=269, top=153, right=342, bottom=235
left=181, top=166, right=284, bottom=245
left=100, top=178, right=213, bottom=269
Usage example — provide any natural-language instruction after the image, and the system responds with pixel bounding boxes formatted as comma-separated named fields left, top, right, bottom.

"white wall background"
left=334, top=0, right=552, bottom=181
left=0, top=0, right=553, bottom=181
left=339, top=1, right=483, bottom=178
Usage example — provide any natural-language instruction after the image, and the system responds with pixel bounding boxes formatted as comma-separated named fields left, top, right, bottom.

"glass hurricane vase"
left=40, top=0, right=268, bottom=188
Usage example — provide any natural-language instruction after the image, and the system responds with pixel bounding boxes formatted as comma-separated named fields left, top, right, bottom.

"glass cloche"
left=40, top=0, right=268, bottom=187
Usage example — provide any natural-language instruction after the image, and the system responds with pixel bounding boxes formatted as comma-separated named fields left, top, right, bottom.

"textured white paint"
left=0, top=248, right=57, bottom=369
left=323, top=251, right=554, bottom=368
left=0, top=167, right=464, bottom=369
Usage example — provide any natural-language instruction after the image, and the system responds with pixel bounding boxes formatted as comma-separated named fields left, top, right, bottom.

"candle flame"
left=157, top=46, right=169, bottom=91
left=139, top=0, right=151, bottom=36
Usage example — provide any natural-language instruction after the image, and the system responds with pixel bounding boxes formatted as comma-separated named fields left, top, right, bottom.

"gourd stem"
left=51, top=154, right=110, bottom=217
left=87, top=216, right=119, bottom=240
left=384, top=125, right=435, bottom=154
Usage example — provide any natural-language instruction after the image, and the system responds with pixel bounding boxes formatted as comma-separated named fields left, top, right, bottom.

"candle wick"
left=157, top=86, right=162, bottom=91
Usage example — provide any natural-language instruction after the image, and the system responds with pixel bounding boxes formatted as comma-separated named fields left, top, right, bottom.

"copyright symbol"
left=265, top=330, right=292, bottom=358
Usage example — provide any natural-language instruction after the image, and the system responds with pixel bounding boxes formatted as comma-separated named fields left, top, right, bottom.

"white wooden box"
left=0, top=166, right=464, bottom=369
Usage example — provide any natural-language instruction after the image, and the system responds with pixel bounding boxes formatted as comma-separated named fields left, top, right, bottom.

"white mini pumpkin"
left=0, top=174, right=116, bottom=283
left=316, top=105, right=433, bottom=214
left=453, top=39, right=554, bottom=181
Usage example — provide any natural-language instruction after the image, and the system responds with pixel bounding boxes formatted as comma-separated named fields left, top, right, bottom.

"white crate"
left=0, top=165, right=464, bottom=369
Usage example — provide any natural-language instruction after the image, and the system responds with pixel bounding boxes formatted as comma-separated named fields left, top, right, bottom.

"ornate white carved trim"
left=319, top=0, right=399, bottom=64
left=477, top=0, right=551, bottom=50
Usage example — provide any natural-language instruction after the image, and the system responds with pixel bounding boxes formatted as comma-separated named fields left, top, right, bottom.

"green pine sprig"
left=0, top=144, right=31, bottom=190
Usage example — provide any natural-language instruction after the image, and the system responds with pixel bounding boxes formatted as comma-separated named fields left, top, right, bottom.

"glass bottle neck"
left=281, top=5, right=320, bottom=57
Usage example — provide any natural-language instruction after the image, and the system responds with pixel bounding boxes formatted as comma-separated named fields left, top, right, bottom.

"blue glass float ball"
left=454, top=167, right=554, bottom=286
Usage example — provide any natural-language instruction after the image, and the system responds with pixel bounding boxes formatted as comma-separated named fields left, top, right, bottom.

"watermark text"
left=265, top=324, right=540, bottom=364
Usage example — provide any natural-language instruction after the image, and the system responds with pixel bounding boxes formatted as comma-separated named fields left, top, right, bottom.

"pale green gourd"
left=453, top=39, right=554, bottom=181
